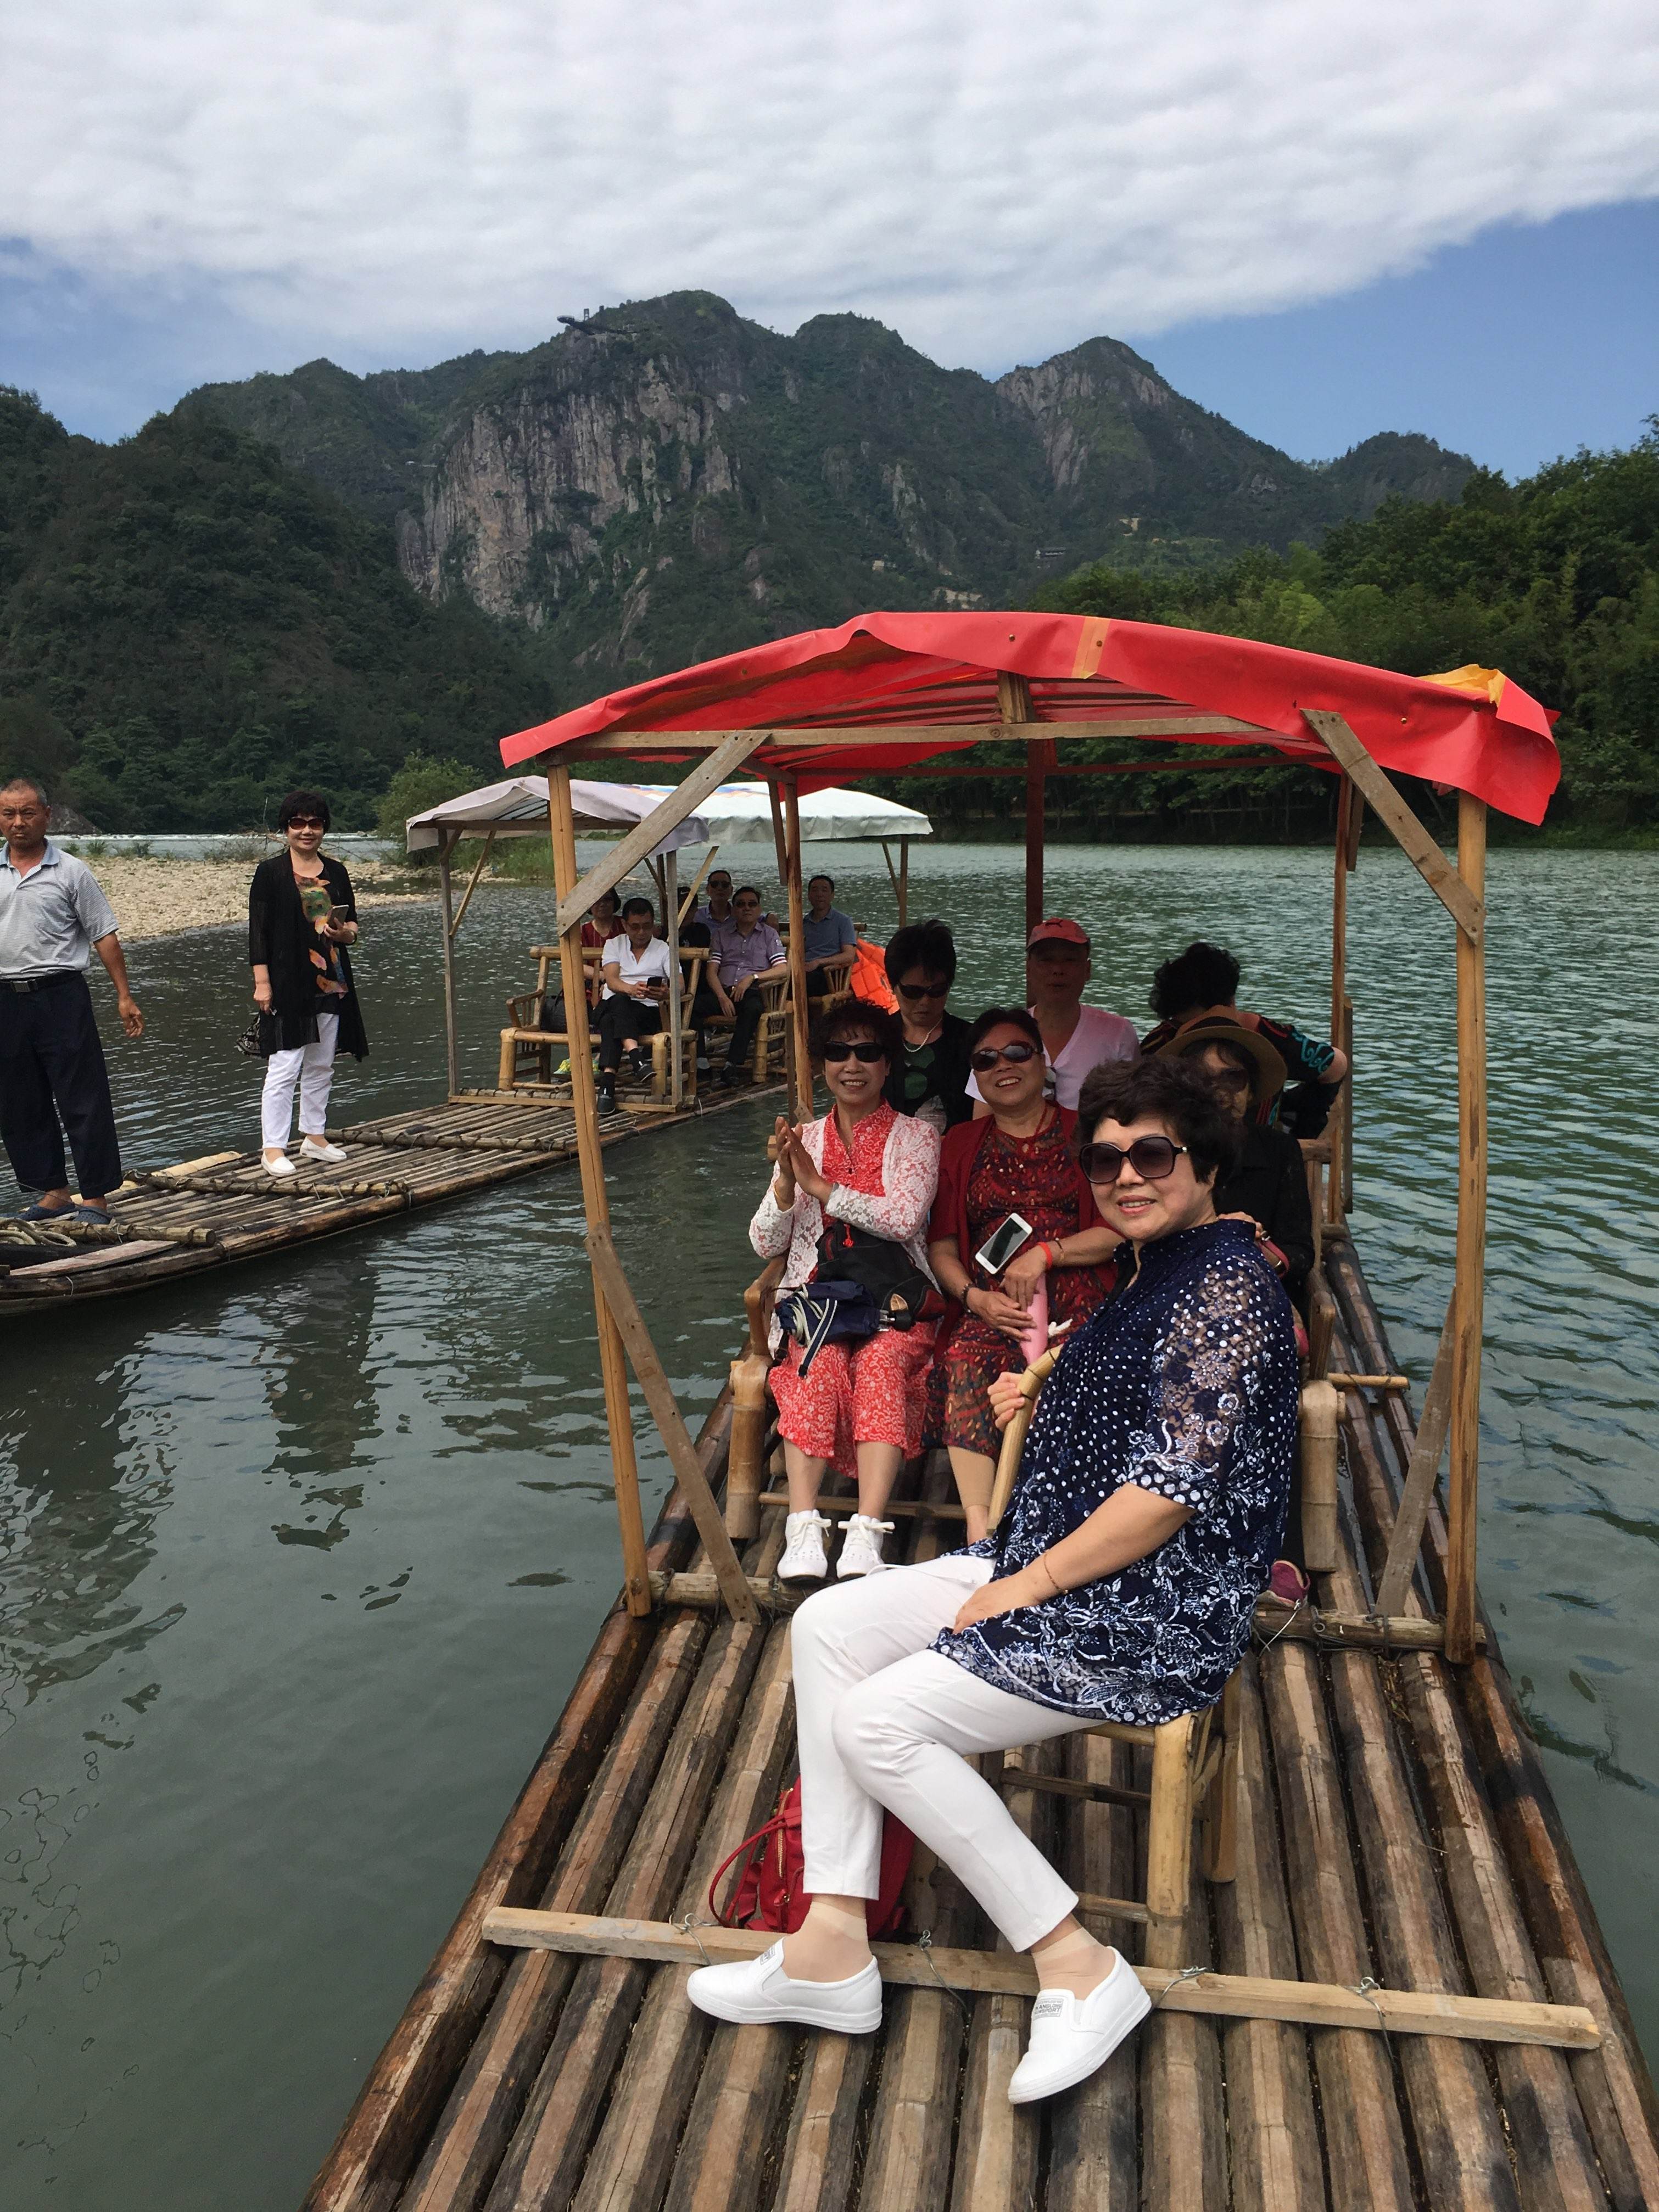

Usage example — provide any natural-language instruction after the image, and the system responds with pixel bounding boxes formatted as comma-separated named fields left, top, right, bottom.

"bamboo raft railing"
left=0, top=1085, right=772, bottom=1319
left=301, top=1222, right=1659, bottom=2212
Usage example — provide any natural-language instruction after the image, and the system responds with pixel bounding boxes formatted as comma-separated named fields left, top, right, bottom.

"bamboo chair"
left=701, top=970, right=792, bottom=1085
left=727, top=1255, right=786, bottom=1537
left=985, top=1352, right=1240, bottom=1967
left=497, top=949, right=707, bottom=1106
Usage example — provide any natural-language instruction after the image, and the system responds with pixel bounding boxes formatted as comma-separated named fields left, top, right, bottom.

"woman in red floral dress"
left=751, top=1002, right=942, bottom=1582
left=927, top=1007, right=1121, bottom=1539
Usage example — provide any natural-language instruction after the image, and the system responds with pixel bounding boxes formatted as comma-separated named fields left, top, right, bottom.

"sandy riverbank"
left=82, top=856, right=434, bottom=942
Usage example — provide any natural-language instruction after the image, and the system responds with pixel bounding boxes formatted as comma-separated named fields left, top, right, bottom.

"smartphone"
left=974, top=1211, right=1034, bottom=1278
left=328, top=904, right=351, bottom=926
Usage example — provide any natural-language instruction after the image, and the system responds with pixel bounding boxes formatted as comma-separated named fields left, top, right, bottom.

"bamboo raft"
left=299, top=617, right=1654, bottom=2208
left=0, top=1085, right=770, bottom=1319
left=303, top=1227, right=1659, bottom=2212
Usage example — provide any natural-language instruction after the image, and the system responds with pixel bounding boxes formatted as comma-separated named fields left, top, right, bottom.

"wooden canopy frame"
left=514, top=615, right=1556, bottom=1666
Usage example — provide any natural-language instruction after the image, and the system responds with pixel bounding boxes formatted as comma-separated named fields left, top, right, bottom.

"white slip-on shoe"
left=1008, top=1951, right=1151, bottom=2104
left=836, top=1514, right=893, bottom=1578
left=686, top=1940, right=882, bottom=2033
left=261, top=1152, right=297, bottom=1179
left=778, top=1510, right=830, bottom=1582
left=298, top=1138, right=349, bottom=1164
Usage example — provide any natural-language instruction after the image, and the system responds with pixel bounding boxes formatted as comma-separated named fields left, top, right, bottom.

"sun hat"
left=1027, top=917, right=1090, bottom=949
left=1157, top=1013, right=1288, bottom=1102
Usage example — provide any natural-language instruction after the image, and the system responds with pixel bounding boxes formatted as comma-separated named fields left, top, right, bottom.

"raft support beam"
left=479, top=1911, right=1599, bottom=2049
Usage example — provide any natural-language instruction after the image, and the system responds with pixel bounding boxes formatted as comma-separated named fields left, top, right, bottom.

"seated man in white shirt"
left=596, top=896, right=673, bottom=1111
left=966, top=916, right=1138, bottom=1112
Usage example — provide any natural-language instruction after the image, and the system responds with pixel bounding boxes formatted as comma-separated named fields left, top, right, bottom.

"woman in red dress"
left=927, top=1007, right=1121, bottom=1539
left=752, top=1002, right=942, bottom=1582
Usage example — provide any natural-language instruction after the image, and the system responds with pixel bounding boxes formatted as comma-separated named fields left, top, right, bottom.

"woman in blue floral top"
left=688, top=1056, right=1298, bottom=2107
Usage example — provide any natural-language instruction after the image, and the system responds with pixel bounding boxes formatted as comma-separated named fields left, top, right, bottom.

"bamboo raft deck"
left=0, top=1084, right=774, bottom=1319
left=304, top=1224, right=1659, bottom=2212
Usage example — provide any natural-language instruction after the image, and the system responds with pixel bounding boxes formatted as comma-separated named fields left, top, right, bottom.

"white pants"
left=260, top=1012, right=339, bottom=1150
left=792, top=1553, right=1095, bottom=1953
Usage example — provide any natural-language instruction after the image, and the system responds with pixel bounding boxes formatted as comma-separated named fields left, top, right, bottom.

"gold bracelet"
left=1037, top=1553, right=1063, bottom=1597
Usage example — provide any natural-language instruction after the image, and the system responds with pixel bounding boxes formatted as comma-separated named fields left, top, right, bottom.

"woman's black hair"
left=277, top=789, right=331, bottom=831
left=1148, top=940, right=1240, bottom=1020
left=1180, top=1032, right=1259, bottom=1100
left=965, top=1004, right=1042, bottom=1057
left=620, top=894, right=655, bottom=920
left=885, top=917, right=957, bottom=990
left=1074, top=1057, right=1243, bottom=1186
left=809, top=998, right=903, bottom=1066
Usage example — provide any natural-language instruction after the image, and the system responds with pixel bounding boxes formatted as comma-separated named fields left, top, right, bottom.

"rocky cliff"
left=185, top=292, right=1473, bottom=699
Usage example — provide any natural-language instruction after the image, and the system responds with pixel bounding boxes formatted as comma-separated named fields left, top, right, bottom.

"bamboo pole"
left=437, top=828, right=460, bottom=1095
left=898, top=833, right=909, bottom=926
left=449, top=825, right=497, bottom=938
left=548, top=768, right=653, bottom=1618
left=479, top=1913, right=1599, bottom=2048
left=1447, top=792, right=1488, bottom=1663
left=664, top=848, right=683, bottom=1108
left=677, top=844, right=717, bottom=926
left=1327, top=777, right=1350, bottom=1227
left=783, top=774, right=812, bottom=1120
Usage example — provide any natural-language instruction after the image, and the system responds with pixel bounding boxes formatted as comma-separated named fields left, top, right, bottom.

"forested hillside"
left=0, top=388, right=544, bottom=830
left=879, top=430, right=1659, bottom=841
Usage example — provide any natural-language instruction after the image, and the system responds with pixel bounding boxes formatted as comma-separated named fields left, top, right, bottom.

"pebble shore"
left=80, top=856, right=433, bottom=942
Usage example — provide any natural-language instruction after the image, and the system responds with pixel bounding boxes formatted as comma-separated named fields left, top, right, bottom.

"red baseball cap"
left=1026, top=916, right=1090, bottom=949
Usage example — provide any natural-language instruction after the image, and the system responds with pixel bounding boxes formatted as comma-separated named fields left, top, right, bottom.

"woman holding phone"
left=926, top=1008, right=1119, bottom=1539
left=249, top=790, right=366, bottom=1177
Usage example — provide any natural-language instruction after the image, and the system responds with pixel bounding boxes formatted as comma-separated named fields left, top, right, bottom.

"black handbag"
left=813, top=1218, right=937, bottom=1331
left=236, top=1011, right=279, bottom=1060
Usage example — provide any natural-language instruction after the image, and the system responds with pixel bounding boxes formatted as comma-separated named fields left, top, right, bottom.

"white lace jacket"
left=748, top=1106, right=941, bottom=1356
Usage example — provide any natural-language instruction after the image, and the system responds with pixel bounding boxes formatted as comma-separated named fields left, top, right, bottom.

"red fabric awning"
left=499, top=611, right=1560, bottom=825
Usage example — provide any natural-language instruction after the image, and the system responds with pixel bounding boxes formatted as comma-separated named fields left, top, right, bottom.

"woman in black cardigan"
left=249, top=791, right=368, bottom=1177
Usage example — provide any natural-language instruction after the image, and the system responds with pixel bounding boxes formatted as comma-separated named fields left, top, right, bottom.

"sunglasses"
left=286, top=816, right=326, bottom=830
left=1079, top=1136, right=1189, bottom=1184
left=822, top=1041, right=887, bottom=1064
left=969, top=1040, right=1040, bottom=1072
left=734, top=898, right=761, bottom=909
left=898, top=979, right=949, bottom=1001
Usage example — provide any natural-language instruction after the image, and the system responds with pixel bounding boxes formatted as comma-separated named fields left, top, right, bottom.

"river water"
left=1, top=841, right=1654, bottom=2208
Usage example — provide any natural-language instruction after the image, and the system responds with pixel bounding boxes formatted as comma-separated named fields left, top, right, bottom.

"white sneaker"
left=778, top=1510, right=830, bottom=1582
left=686, top=1940, right=882, bottom=2034
left=1007, top=1951, right=1151, bottom=2104
left=836, top=1515, right=893, bottom=1578
left=261, top=1152, right=297, bottom=1178
left=298, top=1138, right=349, bottom=1164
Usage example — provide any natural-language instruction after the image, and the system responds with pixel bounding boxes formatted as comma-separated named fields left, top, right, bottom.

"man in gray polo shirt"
left=0, top=777, right=143, bottom=1222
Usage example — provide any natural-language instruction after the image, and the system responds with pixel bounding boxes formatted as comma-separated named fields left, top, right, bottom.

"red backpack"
left=706, top=1779, right=913, bottom=1937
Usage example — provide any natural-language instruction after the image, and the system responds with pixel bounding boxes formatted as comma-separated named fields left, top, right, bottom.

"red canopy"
left=499, top=610, right=1560, bottom=825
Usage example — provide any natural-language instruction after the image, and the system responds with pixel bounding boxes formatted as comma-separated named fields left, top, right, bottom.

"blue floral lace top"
left=934, top=1216, right=1297, bottom=1722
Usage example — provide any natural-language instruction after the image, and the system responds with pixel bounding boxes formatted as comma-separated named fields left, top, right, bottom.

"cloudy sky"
left=3, top=0, right=1656, bottom=471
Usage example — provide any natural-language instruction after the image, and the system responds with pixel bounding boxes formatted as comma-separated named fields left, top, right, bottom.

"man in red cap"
left=967, top=917, right=1138, bottom=1111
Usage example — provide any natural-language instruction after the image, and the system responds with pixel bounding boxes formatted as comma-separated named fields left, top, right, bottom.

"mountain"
left=0, top=388, right=545, bottom=831
left=184, top=292, right=1473, bottom=701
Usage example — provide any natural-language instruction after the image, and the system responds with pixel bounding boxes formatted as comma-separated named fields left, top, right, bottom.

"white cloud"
left=4, top=0, right=1657, bottom=372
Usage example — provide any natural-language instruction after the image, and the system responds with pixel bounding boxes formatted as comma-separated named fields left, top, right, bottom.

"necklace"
left=904, top=1021, right=942, bottom=1050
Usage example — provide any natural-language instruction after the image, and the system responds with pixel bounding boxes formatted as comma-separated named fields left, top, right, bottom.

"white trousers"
left=260, top=1011, right=339, bottom=1149
left=792, top=1553, right=1094, bottom=1953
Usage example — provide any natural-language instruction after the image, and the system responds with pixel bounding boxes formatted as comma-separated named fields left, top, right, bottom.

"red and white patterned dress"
left=750, top=1102, right=940, bottom=1477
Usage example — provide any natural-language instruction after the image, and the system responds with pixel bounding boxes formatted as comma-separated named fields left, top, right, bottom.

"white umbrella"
left=630, top=781, right=931, bottom=845
left=404, top=774, right=710, bottom=854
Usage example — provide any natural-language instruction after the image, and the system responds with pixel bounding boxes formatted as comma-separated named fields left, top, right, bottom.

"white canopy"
left=404, top=775, right=710, bottom=854
left=635, top=781, right=932, bottom=845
